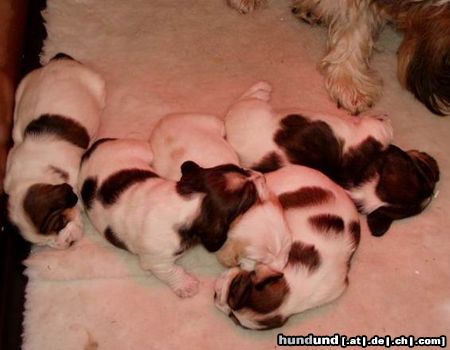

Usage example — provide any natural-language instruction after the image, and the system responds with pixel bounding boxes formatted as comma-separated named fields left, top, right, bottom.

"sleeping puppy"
left=3, top=53, right=105, bottom=248
left=150, top=113, right=292, bottom=272
left=224, top=81, right=440, bottom=236
left=150, top=113, right=240, bottom=181
left=214, top=165, right=361, bottom=330
left=78, top=138, right=274, bottom=297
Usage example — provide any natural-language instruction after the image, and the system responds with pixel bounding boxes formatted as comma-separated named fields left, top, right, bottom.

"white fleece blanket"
left=23, top=0, right=450, bottom=349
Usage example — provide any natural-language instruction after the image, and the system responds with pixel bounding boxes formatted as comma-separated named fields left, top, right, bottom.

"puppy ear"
left=180, top=161, right=201, bottom=176
left=408, top=150, right=440, bottom=187
left=254, top=265, right=284, bottom=290
left=366, top=207, right=393, bottom=237
left=177, top=161, right=205, bottom=195
left=199, top=222, right=228, bottom=252
left=227, top=272, right=252, bottom=311
left=24, top=183, right=78, bottom=234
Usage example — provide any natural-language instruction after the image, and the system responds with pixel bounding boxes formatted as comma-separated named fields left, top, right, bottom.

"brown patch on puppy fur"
left=24, top=114, right=90, bottom=149
left=287, top=241, right=321, bottom=272
left=309, top=214, right=345, bottom=234
left=80, top=177, right=98, bottom=210
left=349, top=220, right=361, bottom=247
left=274, top=114, right=342, bottom=179
left=104, top=227, right=128, bottom=251
left=279, top=186, right=334, bottom=209
left=48, top=166, right=69, bottom=182
left=98, top=169, right=159, bottom=207
left=340, top=137, right=384, bottom=186
left=251, top=152, right=283, bottom=173
left=23, top=183, right=78, bottom=234
left=81, top=138, right=117, bottom=163
left=177, top=161, right=259, bottom=252
left=227, top=268, right=289, bottom=314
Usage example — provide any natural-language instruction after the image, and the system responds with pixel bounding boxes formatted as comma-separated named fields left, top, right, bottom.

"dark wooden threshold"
left=0, top=0, right=47, bottom=349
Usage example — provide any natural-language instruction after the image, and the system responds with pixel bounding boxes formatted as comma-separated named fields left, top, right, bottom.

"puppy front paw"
left=55, top=219, right=84, bottom=249
left=173, top=273, right=200, bottom=298
left=241, top=81, right=272, bottom=101
left=227, top=0, right=265, bottom=14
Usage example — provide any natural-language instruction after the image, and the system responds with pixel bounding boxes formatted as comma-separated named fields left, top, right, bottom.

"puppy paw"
left=173, top=273, right=200, bottom=298
left=241, top=81, right=272, bottom=101
left=227, top=0, right=265, bottom=14
left=325, top=66, right=382, bottom=115
left=55, top=219, right=84, bottom=249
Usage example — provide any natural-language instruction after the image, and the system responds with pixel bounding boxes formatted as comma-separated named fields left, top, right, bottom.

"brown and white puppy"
left=214, top=165, right=361, bottom=330
left=150, top=113, right=292, bottom=272
left=150, top=113, right=240, bottom=181
left=79, top=138, right=271, bottom=297
left=228, top=0, right=450, bottom=116
left=225, top=82, right=439, bottom=236
left=3, top=53, right=105, bottom=248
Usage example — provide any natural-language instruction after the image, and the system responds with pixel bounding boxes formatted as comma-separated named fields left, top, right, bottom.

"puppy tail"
left=397, top=5, right=450, bottom=116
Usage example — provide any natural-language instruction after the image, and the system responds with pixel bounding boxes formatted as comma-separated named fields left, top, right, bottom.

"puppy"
left=228, top=0, right=450, bottom=116
left=150, top=113, right=240, bottom=181
left=3, top=53, right=106, bottom=248
left=224, top=82, right=440, bottom=236
left=79, top=138, right=275, bottom=297
left=150, top=113, right=292, bottom=272
left=214, top=165, right=361, bottom=330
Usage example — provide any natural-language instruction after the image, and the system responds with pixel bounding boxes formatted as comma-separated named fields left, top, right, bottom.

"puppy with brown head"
left=3, top=53, right=105, bottom=248
left=79, top=138, right=274, bottom=298
left=150, top=112, right=292, bottom=272
left=215, top=165, right=361, bottom=330
left=224, top=82, right=440, bottom=236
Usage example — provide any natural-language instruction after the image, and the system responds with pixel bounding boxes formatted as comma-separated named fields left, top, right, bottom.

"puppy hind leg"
left=140, top=255, right=199, bottom=298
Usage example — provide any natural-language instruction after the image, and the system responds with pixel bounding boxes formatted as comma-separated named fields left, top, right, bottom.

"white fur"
left=79, top=139, right=203, bottom=298
left=150, top=112, right=292, bottom=273
left=215, top=165, right=360, bottom=329
left=225, top=81, right=393, bottom=166
left=224, top=81, right=393, bottom=216
left=4, top=58, right=105, bottom=248
left=150, top=113, right=239, bottom=181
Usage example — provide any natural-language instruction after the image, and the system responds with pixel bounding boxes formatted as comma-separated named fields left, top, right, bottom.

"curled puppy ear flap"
left=254, top=265, right=284, bottom=290
left=181, top=161, right=201, bottom=176
left=366, top=207, right=394, bottom=237
left=24, top=183, right=78, bottom=234
left=177, top=161, right=206, bottom=195
left=408, top=150, right=440, bottom=188
left=227, top=272, right=252, bottom=311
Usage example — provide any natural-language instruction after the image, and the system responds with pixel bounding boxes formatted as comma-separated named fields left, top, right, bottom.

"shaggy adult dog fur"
left=228, top=0, right=450, bottom=116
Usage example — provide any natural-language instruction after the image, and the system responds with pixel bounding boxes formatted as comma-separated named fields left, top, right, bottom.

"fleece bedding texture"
left=22, top=0, right=449, bottom=349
